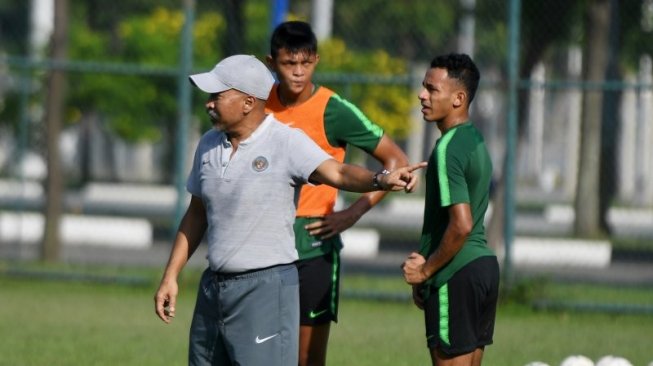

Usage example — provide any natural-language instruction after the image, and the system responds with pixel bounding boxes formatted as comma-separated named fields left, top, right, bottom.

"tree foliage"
left=330, top=0, right=458, bottom=61
left=317, top=38, right=413, bottom=138
left=65, top=7, right=225, bottom=142
left=620, top=0, right=653, bottom=72
left=0, top=0, right=29, bottom=54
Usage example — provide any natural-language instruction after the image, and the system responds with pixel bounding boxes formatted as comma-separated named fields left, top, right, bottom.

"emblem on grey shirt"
left=252, top=156, right=269, bottom=172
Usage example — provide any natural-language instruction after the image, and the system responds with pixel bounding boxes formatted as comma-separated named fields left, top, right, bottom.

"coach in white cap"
left=154, top=54, right=425, bottom=366
left=188, top=54, right=275, bottom=99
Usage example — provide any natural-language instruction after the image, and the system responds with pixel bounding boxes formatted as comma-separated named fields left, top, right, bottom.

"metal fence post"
left=504, top=0, right=521, bottom=289
left=172, top=0, right=195, bottom=237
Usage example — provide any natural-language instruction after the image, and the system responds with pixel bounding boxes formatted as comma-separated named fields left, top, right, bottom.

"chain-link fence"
left=1, top=1, right=653, bottom=303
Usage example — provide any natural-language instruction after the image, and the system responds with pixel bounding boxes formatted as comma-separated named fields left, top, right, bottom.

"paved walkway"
left=3, top=239, right=653, bottom=287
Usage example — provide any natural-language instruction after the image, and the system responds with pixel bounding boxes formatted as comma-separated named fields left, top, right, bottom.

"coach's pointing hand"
left=377, top=162, right=427, bottom=192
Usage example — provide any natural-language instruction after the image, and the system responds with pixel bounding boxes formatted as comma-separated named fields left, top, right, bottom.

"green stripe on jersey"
left=331, top=94, right=383, bottom=137
left=436, top=130, right=458, bottom=206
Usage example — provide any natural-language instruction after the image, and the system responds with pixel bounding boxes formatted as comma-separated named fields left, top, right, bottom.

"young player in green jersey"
left=402, top=53, right=499, bottom=366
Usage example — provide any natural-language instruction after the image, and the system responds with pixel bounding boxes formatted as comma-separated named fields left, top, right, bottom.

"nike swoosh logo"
left=255, top=333, right=279, bottom=344
left=309, top=309, right=328, bottom=318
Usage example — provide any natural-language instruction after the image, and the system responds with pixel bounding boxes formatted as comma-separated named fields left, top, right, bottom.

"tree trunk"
left=574, top=0, right=611, bottom=238
left=42, top=0, right=68, bottom=262
left=599, top=0, right=620, bottom=234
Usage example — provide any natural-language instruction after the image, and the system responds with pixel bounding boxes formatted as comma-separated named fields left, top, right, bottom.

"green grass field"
left=1, top=263, right=652, bottom=366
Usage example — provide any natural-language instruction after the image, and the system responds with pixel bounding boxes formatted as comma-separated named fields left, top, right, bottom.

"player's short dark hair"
left=430, top=53, right=480, bottom=104
left=270, top=21, right=318, bottom=59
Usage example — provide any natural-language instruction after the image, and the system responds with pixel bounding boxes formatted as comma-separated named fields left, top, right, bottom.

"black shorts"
left=423, top=256, right=500, bottom=355
left=296, top=252, right=340, bottom=325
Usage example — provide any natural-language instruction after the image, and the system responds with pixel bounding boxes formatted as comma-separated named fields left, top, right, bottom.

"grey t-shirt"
left=187, top=115, right=331, bottom=272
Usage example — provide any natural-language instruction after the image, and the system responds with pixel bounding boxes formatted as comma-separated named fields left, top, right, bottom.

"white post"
left=527, top=62, right=545, bottom=178
left=311, top=0, right=333, bottom=41
left=458, top=0, right=476, bottom=57
left=30, top=0, right=54, bottom=56
left=618, top=73, right=637, bottom=203
left=639, top=55, right=653, bottom=204
left=564, top=47, right=583, bottom=198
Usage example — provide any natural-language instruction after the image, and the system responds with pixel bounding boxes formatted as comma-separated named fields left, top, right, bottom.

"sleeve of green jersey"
left=323, top=93, right=384, bottom=153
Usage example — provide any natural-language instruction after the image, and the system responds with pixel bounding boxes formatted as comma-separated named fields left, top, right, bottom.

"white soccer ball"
left=595, top=355, right=633, bottom=366
left=560, top=355, right=594, bottom=366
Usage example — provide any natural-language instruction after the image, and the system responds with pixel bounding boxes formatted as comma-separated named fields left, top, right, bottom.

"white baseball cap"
left=189, top=55, right=275, bottom=100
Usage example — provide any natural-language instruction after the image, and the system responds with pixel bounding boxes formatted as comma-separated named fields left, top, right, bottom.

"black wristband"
left=372, top=169, right=390, bottom=190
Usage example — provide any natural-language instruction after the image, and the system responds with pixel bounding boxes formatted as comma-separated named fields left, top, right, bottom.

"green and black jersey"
left=419, top=121, right=495, bottom=292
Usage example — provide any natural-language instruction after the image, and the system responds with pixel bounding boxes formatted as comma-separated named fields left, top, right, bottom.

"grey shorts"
left=189, top=264, right=299, bottom=366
